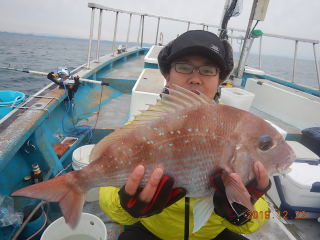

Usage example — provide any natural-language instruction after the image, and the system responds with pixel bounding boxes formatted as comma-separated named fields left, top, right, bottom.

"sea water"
left=61, top=234, right=98, bottom=240
left=0, top=33, right=319, bottom=96
left=0, top=33, right=136, bottom=95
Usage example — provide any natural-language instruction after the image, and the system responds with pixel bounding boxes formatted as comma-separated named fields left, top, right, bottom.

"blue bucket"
left=17, top=205, right=46, bottom=240
left=0, top=90, right=25, bottom=120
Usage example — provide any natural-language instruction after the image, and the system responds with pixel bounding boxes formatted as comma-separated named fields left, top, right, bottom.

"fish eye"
left=259, top=136, right=273, bottom=151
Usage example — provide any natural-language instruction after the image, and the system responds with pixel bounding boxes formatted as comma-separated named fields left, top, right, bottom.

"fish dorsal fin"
left=89, top=134, right=124, bottom=162
left=156, top=99, right=187, bottom=110
left=173, top=84, right=215, bottom=105
left=133, top=115, right=159, bottom=121
left=161, top=93, right=194, bottom=107
left=140, top=110, right=166, bottom=117
left=89, top=85, right=213, bottom=162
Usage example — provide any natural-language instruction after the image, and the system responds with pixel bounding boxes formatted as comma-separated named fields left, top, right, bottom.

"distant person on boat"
left=99, top=30, right=271, bottom=240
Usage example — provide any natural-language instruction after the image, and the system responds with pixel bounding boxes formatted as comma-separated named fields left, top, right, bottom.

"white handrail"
left=86, top=2, right=320, bottom=89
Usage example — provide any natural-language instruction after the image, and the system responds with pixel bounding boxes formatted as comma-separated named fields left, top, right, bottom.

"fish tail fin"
left=11, top=172, right=85, bottom=229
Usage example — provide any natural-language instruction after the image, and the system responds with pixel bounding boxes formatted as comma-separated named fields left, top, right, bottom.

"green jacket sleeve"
left=218, top=195, right=269, bottom=234
left=99, top=186, right=140, bottom=225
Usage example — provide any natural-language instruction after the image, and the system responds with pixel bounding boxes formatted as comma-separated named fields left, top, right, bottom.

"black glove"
left=246, top=180, right=271, bottom=202
left=47, top=72, right=61, bottom=86
left=118, top=176, right=186, bottom=218
left=73, top=76, right=80, bottom=93
left=210, top=173, right=253, bottom=226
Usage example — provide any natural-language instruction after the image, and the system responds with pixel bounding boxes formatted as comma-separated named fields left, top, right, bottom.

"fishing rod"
left=0, top=66, right=109, bottom=86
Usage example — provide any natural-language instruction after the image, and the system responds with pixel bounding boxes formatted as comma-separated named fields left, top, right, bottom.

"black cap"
left=166, top=30, right=226, bottom=70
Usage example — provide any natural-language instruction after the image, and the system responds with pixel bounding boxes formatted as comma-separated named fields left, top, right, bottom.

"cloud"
left=0, top=0, right=319, bottom=59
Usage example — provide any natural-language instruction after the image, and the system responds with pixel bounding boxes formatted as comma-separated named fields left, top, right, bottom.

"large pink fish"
left=12, top=85, right=296, bottom=232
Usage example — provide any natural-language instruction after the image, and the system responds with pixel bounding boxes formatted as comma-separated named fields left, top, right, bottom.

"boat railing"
left=86, top=2, right=320, bottom=90
left=86, top=3, right=220, bottom=69
left=229, top=27, right=320, bottom=89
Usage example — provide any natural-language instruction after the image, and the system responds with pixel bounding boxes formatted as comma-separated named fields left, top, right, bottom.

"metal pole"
left=292, top=40, right=298, bottom=83
left=95, top=9, right=103, bottom=63
left=140, top=15, right=144, bottom=47
left=231, top=30, right=233, bottom=46
left=136, top=15, right=142, bottom=48
left=235, top=0, right=259, bottom=78
left=125, top=14, right=132, bottom=51
left=155, top=17, right=160, bottom=45
left=111, top=12, right=119, bottom=57
left=86, top=8, right=95, bottom=69
left=313, top=43, right=320, bottom=90
left=187, top=22, right=190, bottom=31
left=259, top=35, right=262, bottom=70
left=219, top=0, right=231, bottom=36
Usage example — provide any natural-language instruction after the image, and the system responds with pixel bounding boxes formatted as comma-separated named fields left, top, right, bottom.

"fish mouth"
left=276, top=153, right=296, bottom=174
left=189, top=89, right=200, bottom=95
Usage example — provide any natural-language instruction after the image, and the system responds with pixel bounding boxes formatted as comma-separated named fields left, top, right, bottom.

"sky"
left=1, top=0, right=320, bottom=60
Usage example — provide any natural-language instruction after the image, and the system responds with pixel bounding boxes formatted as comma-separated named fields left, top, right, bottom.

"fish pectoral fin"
left=223, top=174, right=254, bottom=214
left=193, top=195, right=214, bottom=234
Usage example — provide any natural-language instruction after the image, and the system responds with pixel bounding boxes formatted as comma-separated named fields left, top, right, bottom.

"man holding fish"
left=12, top=30, right=295, bottom=237
left=99, top=30, right=273, bottom=239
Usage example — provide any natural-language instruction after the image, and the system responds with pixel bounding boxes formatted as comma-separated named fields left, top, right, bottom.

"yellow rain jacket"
left=99, top=186, right=268, bottom=239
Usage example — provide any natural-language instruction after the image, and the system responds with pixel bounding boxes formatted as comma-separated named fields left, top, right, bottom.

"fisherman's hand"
left=47, top=72, right=55, bottom=81
left=118, top=165, right=186, bottom=218
left=210, top=161, right=271, bottom=226
left=246, top=161, right=272, bottom=202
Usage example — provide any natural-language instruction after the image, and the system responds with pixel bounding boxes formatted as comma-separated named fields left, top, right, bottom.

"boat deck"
left=100, top=56, right=145, bottom=93
left=79, top=93, right=131, bottom=128
left=83, top=195, right=320, bottom=240
left=249, top=106, right=302, bottom=140
left=245, top=195, right=320, bottom=240
left=105, top=56, right=145, bottom=80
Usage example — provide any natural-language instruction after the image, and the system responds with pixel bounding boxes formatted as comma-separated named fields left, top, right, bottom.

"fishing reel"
left=47, top=67, right=81, bottom=101
left=57, top=67, right=71, bottom=77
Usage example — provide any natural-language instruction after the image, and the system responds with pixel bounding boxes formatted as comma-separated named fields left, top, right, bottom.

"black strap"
left=184, top=197, right=190, bottom=240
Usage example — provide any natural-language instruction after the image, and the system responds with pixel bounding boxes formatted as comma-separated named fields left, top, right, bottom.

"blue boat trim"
left=310, top=182, right=320, bottom=193
left=144, top=62, right=159, bottom=69
left=295, top=159, right=320, bottom=165
left=242, top=72, right=320, bottom=97
left=0, top=84, right=57, bottom=135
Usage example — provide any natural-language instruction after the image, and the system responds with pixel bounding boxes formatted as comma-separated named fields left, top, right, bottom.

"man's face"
left=165, top=55, right=222, bottom=99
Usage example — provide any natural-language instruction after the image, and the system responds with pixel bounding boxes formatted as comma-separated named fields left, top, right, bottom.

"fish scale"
left=11, top=85, right=296, bottom=231
left=80, top=104, right=245, bottom=195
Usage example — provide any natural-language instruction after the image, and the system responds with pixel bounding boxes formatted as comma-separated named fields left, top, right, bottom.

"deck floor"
left=79, top=93, right=131, bottom=129
left=105, top=57, right=145, bottom=80
left=249, top=106, right=302, bottom=138
left=245, top=195, right=320, bottom=240
left=83, top=195, right=319, bottom=240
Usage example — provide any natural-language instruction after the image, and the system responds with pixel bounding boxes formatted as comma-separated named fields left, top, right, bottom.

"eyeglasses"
left=171, top=63, right=220, bottom=76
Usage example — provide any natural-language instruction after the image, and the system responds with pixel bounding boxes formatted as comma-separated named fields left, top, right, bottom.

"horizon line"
left=0, top=31, right=317, bottom=61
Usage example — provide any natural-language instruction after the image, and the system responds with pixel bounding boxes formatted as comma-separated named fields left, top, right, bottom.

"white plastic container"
left=129, top=68, right=165, bottom=120
left=41, top=213, right=107, bottom=240
left=72, top=145, right=100, bottom=202
left=244, top=66, right=265, bottom=75
left=268, top=162, right=320, bottom=219
left=220, top=88, right=255, bottom=111
left=232, top=78, right=242, bottom=88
